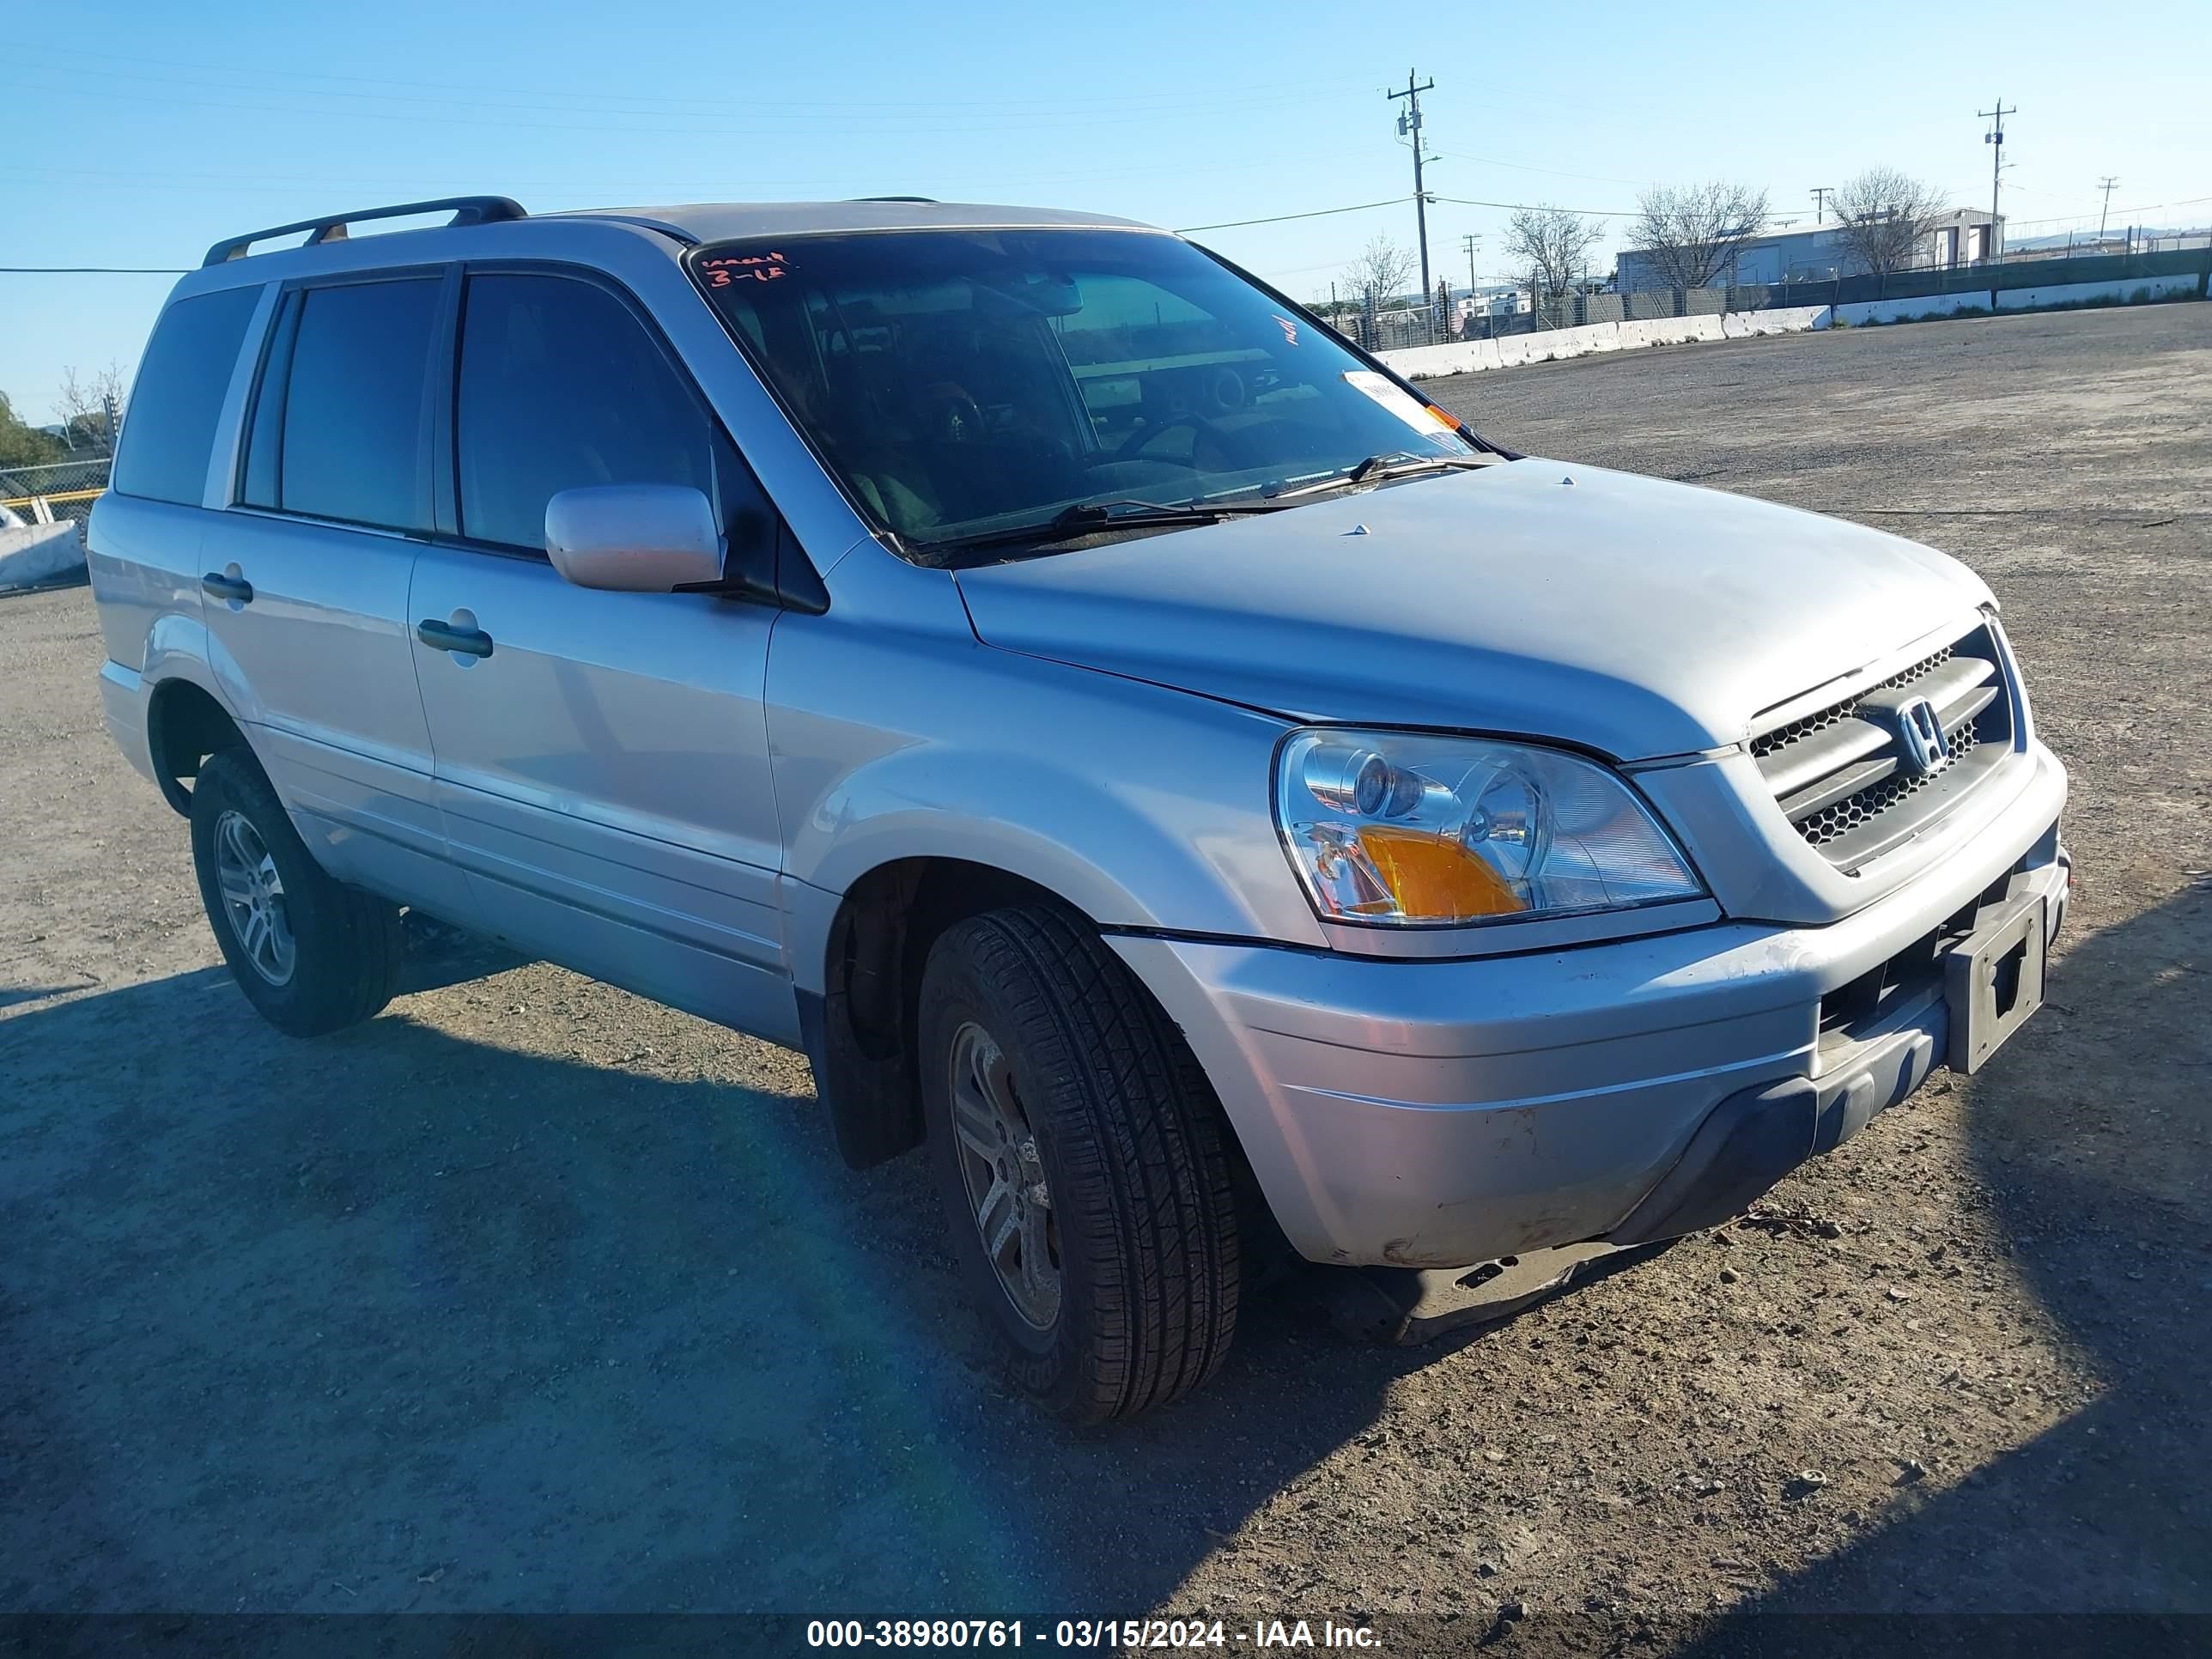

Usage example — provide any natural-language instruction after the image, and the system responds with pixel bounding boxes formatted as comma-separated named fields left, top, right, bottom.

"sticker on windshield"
left=699, top=251, right=791, bottom=288
left=1272, top=314, right=1301, bottom=346
left=1342, top=370, right=1457, bottom=434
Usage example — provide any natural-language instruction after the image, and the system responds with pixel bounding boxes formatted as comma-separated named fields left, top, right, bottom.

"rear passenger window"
left=456, top=273, right=717, bottom=550
left=112, top=286, right=261, bottom=507
left=248, top=277, right=440, bottom=532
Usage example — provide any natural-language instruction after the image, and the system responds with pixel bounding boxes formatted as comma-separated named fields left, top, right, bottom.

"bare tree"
left=53, top=361, right=129, bottom=453
left=1346, top=234, right=1418, bottom=309
left=1830, top=168, right=1948, bottom=283
left=1504, top=205, right=1604, bottom=323
left=1627, top=181, right=1771, bottom=290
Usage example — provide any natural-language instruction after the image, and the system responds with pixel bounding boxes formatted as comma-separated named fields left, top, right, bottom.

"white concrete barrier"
left=1388, top=274, right=2201, bottom=378
left=1371, top=339, right=1490, bottom=379
left=1832, top=274, right=2203, bottom=328
left=0, top=520, right=82, bottom=591
left=1994, top=274, right=2199, bottom=311
left=1835, top=291, right=1984, bottom=325
left=1381, top=302, right=1834, bottom=379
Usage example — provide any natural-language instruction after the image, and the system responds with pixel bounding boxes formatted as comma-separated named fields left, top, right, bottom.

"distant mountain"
left=2011, top=225, right=2189, bottom=251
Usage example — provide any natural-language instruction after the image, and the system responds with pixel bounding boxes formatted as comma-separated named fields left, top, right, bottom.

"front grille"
left=1797, top=720, right=1980, bottom=847
left=1750, top=646, right=1954, bottom=759
left=1750, top=624, right=2014, bottom=872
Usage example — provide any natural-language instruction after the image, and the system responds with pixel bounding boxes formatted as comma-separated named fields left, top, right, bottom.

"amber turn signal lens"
left=1353, top=824, right=1526, bottom=919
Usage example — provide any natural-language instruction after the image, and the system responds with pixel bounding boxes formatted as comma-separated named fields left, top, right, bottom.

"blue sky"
left=5, top=0, right=2208, bottom=423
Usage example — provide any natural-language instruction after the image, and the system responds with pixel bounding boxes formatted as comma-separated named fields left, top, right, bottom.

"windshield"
left=688, top=228, right=1474, bottom=555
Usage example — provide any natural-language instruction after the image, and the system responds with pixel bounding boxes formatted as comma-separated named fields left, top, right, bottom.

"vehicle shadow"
left=1676, top=883, right=2212, bottom=1648
left=0, top=939, right=1512, bottom=1623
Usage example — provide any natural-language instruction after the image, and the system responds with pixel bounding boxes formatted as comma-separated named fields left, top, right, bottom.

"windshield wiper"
left=1261, top=450, right=1491, bottom=504
left=924, top=495, right=1283, bottom=555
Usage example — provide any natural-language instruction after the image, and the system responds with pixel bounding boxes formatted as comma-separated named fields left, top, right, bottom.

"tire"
left=919, top=905, right=1240, bottom=1423
left=188, top=748, right=404, bottom=1038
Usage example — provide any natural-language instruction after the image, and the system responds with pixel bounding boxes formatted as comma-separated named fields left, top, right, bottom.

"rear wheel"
left=188, top=749, right=404, bottom=1037
left=919, top=905, right=1240, bottom=1423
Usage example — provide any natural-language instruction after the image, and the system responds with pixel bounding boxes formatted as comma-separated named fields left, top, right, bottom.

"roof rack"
left=850, top=196, right=939, bottom=204
left=202, top=196, right=527, bottom=268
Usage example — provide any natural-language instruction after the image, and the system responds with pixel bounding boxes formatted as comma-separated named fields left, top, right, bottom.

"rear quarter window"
left=111, top=286, right=262, bottom=507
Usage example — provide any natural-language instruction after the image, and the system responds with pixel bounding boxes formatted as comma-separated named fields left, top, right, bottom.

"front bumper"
left=1111, top=743, right=2068, bottom=1269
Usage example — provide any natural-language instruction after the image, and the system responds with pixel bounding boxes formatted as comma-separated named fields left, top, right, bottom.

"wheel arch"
left=799, top=853, right=1265, bottom=1208
left=803, top=856, right=1082, bottom=1170
left=146, top=675, right=254, bottom=817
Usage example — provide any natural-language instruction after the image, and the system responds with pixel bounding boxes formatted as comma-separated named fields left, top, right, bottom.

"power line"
left=1176, top=197, right=1413, bottom=233
left=2, top=265, right=188, bottom=274
left=10, top=189, right=1632, bottom=270
left=1430, top=149, right=1645, bottom=189
left=38, top=181, right=2180, bottom=280
left=27, top=46, right=1369, bottom=117
left=1431, top=193, right=1637, bottom=218
left=10, top=186, right=1650, bottom=270
left=0, top=73, right=1336, bottom=143
left=1182, top=184, right=1642, bottom=237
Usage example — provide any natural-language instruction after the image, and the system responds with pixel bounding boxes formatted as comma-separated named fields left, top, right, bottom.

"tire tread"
left=933, top=906, right=1239, bottom=1421
left=190, top=750, right=404, bottom=1038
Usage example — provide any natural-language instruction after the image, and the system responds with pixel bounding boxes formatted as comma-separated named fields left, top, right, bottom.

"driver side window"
left=455, top=271, right=771, bottom=558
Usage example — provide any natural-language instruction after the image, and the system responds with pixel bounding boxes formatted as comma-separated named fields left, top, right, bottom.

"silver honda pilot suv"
left=89, top=195, right=2069, bottom=1421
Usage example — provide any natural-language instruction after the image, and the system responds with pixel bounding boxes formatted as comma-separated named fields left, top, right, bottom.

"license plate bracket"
left=1943, top=890, right=2048, bottom=1074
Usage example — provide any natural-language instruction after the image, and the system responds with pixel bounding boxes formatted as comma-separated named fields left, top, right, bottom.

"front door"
left=408, top=267, right=794, bottom=1045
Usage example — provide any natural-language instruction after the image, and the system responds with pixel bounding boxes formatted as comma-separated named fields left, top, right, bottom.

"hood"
left=953, top=458, right=1990, bottom=761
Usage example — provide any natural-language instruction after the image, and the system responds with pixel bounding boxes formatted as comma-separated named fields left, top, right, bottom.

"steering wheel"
left=923, top=382, right=988, bottom=444
left=1112, top=412, right=1225, bottom=469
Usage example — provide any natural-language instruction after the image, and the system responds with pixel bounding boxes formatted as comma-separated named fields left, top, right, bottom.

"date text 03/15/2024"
left=805, top=1619, right=1384, bottom=1649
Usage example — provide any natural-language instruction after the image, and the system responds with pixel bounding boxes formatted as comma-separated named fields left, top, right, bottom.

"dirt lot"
left=4, top=302, right=2209, bottom=1651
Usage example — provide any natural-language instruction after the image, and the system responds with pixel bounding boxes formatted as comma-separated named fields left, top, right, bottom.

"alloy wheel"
left=946, top=1020, right=1060, bottom=1330
left=213, top=809, right=296, bottom=986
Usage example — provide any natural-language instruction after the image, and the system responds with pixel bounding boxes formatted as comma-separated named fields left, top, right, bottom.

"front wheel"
left=188, top=748, right=404, bottom=1038
left=919, top=906, right=1241, bottom=1423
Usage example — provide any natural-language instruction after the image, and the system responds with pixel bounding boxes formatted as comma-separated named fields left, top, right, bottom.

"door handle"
left=416, top=618, right=495, bottom=659
left=202, top=571, right=254, bottom=604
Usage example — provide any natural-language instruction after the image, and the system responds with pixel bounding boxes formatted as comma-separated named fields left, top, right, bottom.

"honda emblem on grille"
left=1895, top=696, right=1951, bottom=776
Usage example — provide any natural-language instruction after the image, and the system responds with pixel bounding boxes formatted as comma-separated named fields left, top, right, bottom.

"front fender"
left=769, top=555, right=1327, bottom=962
left=794, top=739, right=1308, bottom=941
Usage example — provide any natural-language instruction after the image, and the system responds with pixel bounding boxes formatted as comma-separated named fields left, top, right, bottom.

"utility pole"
left=1979, top=97, right=2015, bottom=264
left=1388, top=70, right=1437, bottom=335
left=1458, top=234, right=1480, bottom=341
left=1810, top=185, right=1833, bottom=225
left=2098, top=176, right=2119, bottom=245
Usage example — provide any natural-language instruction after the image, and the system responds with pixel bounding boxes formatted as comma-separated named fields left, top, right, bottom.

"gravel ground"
left=3, top=301, right=2209, bottom=1653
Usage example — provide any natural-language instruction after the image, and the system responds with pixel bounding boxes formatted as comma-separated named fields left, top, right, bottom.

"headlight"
left=1274, top=729, right=1705, bottom=927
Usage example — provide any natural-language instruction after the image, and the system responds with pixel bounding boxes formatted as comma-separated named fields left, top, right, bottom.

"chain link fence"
left=0, top=457, right=110, bottom=532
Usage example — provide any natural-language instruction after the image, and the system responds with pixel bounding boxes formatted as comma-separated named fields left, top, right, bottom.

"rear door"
left=200, top=270, right=468, bottom=917
left=407, top=265, right=795, bottom=1045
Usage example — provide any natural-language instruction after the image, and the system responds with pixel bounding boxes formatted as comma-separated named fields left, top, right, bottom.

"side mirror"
left=544, top=483, right=725, bottom=592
